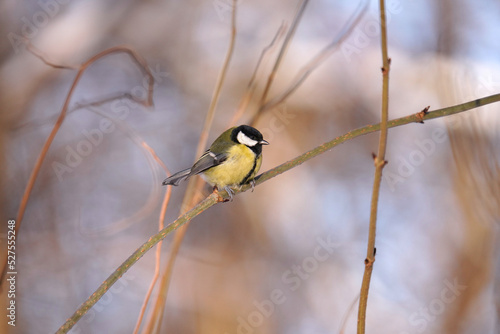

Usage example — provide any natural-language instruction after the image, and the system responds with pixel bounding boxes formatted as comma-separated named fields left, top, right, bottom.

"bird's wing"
left=162, top=150, right=227, bottom=186
left=189, top=150, right=228, bottom=175
left=162, top=168, right=192, bottom=186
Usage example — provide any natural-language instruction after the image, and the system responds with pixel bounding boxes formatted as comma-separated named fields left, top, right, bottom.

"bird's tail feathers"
left=162, top=168, right=192, bottom=186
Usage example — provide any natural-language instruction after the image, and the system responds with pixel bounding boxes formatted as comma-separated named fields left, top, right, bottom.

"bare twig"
left=339, top=294, right=360, bottom=334
left=15, top=92, right=150, bottom=132
left=229, top=21, right=288, bottom=127
left=259, top=0, right=369, bottom=115
left=252, top=0, right=310, bottom=125
left=357, top=1, right=390, bottom=333
left=25, top=39, right=78, bottom=70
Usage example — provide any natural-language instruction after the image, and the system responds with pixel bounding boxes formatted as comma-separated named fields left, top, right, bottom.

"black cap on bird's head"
left=231, top=125, right=269, bottom=153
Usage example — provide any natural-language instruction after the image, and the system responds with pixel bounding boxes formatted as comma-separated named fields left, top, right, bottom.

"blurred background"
left=1, top=0, right=499, bottom=333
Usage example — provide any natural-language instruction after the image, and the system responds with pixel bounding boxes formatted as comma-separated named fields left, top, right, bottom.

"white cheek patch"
left=237, top=131, right=258, bottom=147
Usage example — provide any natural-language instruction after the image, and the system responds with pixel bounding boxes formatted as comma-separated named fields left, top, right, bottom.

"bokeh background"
left=1, top=0, right=499, bottom=333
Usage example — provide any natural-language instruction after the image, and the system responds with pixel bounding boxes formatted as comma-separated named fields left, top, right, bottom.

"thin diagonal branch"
left=229, top=21, right=288, bottom=127
left=255, top=0, right=310, bottom=117
left=133, top=186, right=171, bottom=334
left=26, top=39, right=78, bottom=70
left=56, top=92, right=500, bottom=334
left=133, top=141, right=171, bottom=334
left=259, top=0, right=368, bottom=114
left=56, top=192, right=221, bottom=334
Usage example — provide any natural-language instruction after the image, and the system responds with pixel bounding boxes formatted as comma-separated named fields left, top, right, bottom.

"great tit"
left=162, top=125, right=269, bottom=200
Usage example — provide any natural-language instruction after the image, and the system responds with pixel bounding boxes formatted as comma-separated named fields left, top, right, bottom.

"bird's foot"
left=213, top=186, right=234, bottom=202
left=250, top=179, right=256, bottom=192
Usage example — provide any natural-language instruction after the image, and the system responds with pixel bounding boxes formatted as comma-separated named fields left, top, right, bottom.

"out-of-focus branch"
left=140, top=1, right=239, bottom=333
left=357, top=0, right=390, bottom=332
left=257, top=0, right=369, bottom=116
left=56, top=93, right=500, bottom=333
left=3, top=45, right=154, bottom=285
left=25, top=39, right=78, bottom=70
left=255, top=0, right=310, bottom=119
left=133, top=185, right=172, bottom=334
left=251, top=0, right=368, bottom=125
left=16, top=45, right=154, bottom=230
left=229, top=21, right=287, bottom=127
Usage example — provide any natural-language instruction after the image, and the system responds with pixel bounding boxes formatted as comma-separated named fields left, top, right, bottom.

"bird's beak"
left=260, top=139, right=269, bottom=145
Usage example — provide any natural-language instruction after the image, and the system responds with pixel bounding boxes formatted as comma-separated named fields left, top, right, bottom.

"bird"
left=162, top=125, right=269, bottom=201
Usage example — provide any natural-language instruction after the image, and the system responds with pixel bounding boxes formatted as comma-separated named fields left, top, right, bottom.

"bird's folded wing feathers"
left=162, top=168, right=192, bottom=186
left=190, top=150, right=228, bottom=175
left=162, top=150, right=228, bottom=186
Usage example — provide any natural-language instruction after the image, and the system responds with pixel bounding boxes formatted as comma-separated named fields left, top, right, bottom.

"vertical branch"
left=140, top=2, right=238, bottom=332
left=357, top=0, right=390, bottom=333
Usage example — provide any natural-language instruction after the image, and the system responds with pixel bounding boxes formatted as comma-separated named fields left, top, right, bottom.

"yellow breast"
left=202, top=144, right=262, bottom=188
